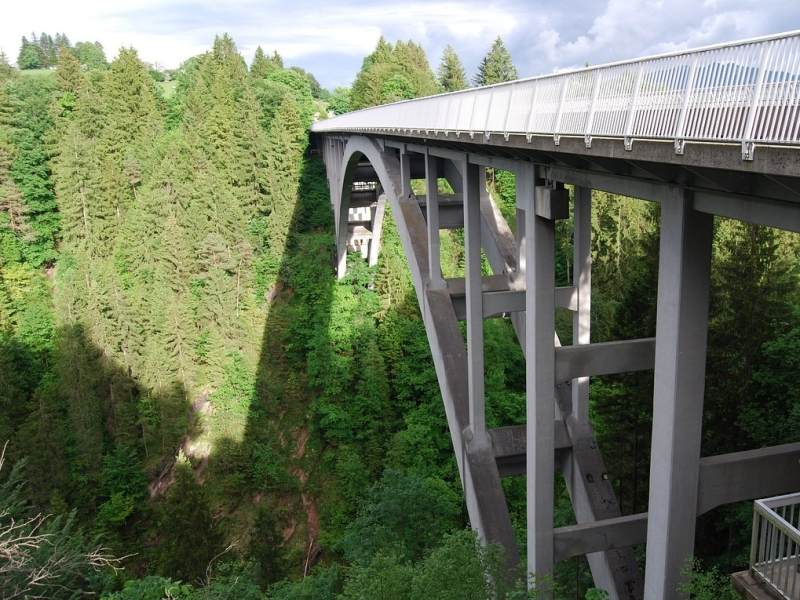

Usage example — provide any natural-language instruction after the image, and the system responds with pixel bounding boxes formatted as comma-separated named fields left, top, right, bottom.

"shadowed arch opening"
left=333, top=137, right=405, bottom=279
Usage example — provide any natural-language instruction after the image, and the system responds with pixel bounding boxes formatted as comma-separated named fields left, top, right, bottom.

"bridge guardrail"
left=750, top=492, right=800, bottom=599
left=312, top=31, right=800, bottom=160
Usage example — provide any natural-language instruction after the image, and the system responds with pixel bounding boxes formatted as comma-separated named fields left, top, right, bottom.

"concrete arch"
left=334, top=136, right=404, bottom=278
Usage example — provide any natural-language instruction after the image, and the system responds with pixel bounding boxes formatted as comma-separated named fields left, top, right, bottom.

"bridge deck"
left=314, top=30, right=800, bottom=176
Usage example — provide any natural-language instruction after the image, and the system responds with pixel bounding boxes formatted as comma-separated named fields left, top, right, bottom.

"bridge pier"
left=522, top=164, right=557, bottom=591
left=644, top=189, right=714, bottom=598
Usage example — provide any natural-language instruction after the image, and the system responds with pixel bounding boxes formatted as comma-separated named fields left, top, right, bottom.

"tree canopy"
left=437, top=45, right=467, bottom=92
left=350, top=37, right=438, bottom=109
left=474, top=36, right=518, bottom=86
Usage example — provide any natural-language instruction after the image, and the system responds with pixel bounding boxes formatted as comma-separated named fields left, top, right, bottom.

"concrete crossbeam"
left=553, top=442, right=800, bottom=561
left=446, top=276, right=576, bottom=319
left=554, top=338, right=656, bottom=382
left=490, top=422, right=571, bottom=477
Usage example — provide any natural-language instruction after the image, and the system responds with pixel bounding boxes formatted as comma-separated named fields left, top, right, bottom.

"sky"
left=2, top=0, right=800, bottom=89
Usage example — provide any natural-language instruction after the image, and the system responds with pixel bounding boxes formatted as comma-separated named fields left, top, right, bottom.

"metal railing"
left=312, top=31, right=800, bottom=160
left=750, top=492, right=800, bottom=599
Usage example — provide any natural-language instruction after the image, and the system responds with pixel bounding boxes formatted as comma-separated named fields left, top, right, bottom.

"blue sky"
left=2, top=0, right=799, bottom=89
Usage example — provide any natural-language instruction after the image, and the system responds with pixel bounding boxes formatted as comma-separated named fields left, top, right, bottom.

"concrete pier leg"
left=572, top=186, right=592, bottom=422
left=522, top=165, right=556, bottom=594
left=336, top=183, right=351, bottom=280
left=367, top=193, right=386, bottom=267
left=643, top=188, right=713, bottom=599
left=400, top=149, right=411, bottom=200
left=464, top=161, right=487, bottom=440
left=425, top=150, right=444, bottom=287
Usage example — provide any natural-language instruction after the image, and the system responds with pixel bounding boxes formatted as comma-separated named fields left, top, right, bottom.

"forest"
left=0, top=29, right=798, bottom=600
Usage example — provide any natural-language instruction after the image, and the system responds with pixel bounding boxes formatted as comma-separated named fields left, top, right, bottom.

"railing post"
left=624, top=64, right=645, bottom=151
left=674, top=56, right=699, bottom=155
left=553, top=78, right=569, bottom=146
left=503, top=83, right=516, bottom=140
left=742, top=43, right=774, bottom=160
left=585, top=73, right=603, bottom=148
left=525, top=85, right=540, bottom=143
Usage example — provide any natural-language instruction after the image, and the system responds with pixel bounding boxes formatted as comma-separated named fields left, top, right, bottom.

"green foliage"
left=5, top=73, right=59, bottom=266
left=73, top=41, right=108, bottom=69
left=0, top=52, right=15, bottom=81
left=155, top=456, right=222, bottom=582
left=326, top=86, right=351, bottom=115
left=437, top=45, right=468, bottom=92
left=251, top=46, right=284, bottom=79
left=679, top=560, right=739, bottom=600
left=350, top=38, right=438, bottom=109
left=104, top=576, right=194, bottom=600
left=0, top=452, right=119, bottom=598
left=17, top=36, right=44, bottom=70
left=267, top=565, right=342, bottom=600
left=474, top=37, right=518, bottom=86
left=289, top=66, right=322, bottom=99
left=341, top=530, right=529, bottom=600
left=340, top=469, right=461, bottom=564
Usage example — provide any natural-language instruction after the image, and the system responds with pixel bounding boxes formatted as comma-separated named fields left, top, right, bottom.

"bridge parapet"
left=313, top=31, right=800, bottom=161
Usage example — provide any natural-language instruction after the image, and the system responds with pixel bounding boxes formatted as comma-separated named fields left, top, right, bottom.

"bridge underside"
left=318, top=132, right=800, bottom=600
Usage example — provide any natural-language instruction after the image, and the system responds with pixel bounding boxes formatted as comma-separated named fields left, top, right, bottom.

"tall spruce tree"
left=437, top=45, right=467, bottom=92
left=474, top=37, right=518, bottom=86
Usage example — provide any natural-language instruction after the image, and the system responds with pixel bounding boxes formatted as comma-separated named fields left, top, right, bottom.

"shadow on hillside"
left=198, top=152, right=339, bottom=582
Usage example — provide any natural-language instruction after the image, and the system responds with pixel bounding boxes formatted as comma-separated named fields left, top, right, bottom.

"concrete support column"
left=425, top=150, right=444, bottom=287
left=400, top=149, right=411, bottom=200
left=522, top=164, right=556, bottom=593
left=572, top=186, right=592, bottom=422
left=368, top=194, right=387, bottom=267
left=464, top=161, right=487, bottom=440
left=644, top=188, right=713, bottom=599
left=336, top=182, right=351, bottom=280
left=334, top=140, right=349, bottom=280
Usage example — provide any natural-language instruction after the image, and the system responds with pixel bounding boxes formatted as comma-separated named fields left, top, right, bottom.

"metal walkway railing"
left=312, top=31, right=800, bottom=160
left=751, top=492, right=800, bottom=599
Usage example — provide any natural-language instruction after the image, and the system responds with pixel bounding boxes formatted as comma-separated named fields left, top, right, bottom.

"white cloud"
left=1, top=0, right=797, bottom=88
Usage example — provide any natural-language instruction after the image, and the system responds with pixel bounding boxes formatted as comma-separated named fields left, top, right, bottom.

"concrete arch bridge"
left=312, top=31, right=800, bottom=600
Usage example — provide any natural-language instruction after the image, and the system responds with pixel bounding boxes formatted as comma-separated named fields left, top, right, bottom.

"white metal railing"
left=750, top=492, right=800, bottom=599
left=312, top=31, right=800, bottom=160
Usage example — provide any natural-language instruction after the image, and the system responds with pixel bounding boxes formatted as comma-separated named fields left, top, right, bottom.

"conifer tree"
left=6, top=75, right=59, bottom=265
left=351, top=38, right=438, bottom=109
left=0, top=86, right=27, bottom=236
left=251, top=46, right=283, bottom=79
left=263, top=95, right=306, bottom=267
left=437, top=45, right=467, bottom=92
left=0, top=52, right=14, bottom=81
left=474, top=37, right=518, bottom=86
left=17, top=36, right=43, bottom=70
